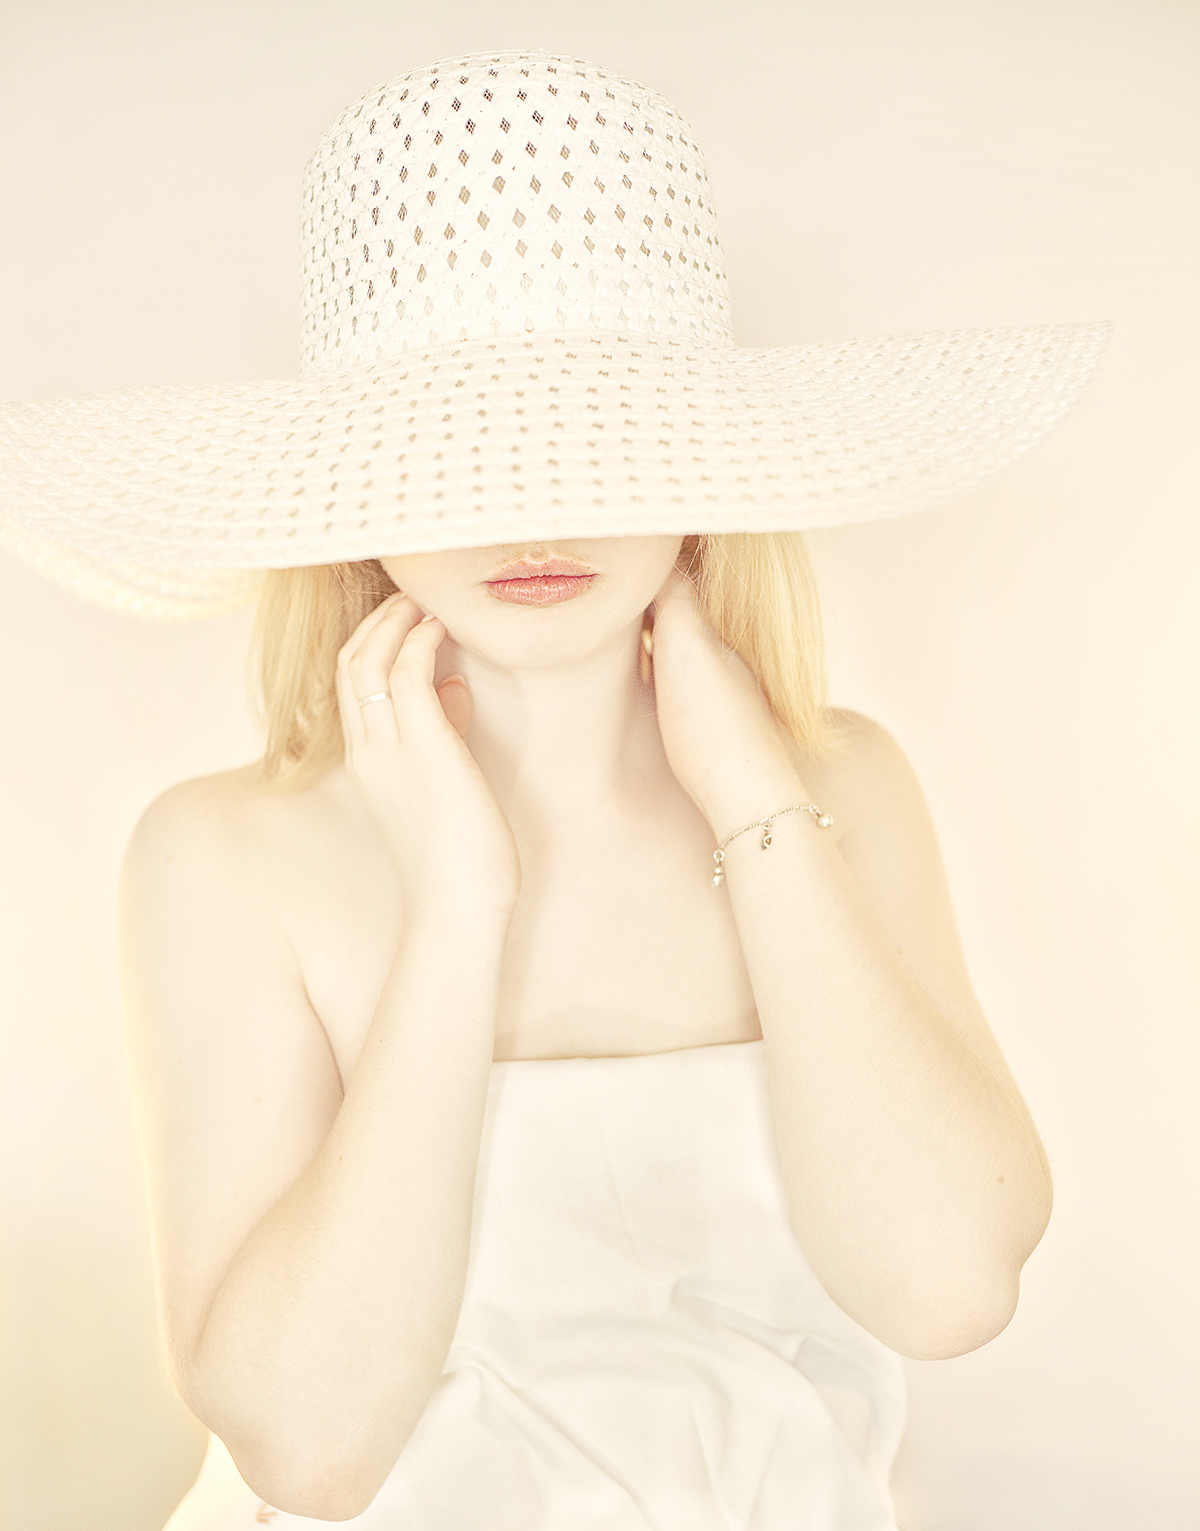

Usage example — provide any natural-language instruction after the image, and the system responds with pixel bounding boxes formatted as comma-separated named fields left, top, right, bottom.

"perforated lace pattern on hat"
left=1, top=322, right=1110, bottom=574
left=0, top=49, right=1112, bottom=618
left=300, top=53, right=731, bottom=370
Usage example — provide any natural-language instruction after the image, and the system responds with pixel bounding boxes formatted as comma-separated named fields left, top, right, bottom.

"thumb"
left=651, top=564, right=698, bottom=616
left=436, top=674, right=473, bottom=742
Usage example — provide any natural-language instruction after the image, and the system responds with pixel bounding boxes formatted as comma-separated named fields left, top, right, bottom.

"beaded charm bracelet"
left=711, top=803, right=834, bottom=888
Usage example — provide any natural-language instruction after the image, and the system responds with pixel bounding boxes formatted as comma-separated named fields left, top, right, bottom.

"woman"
left=0, top=50, right=1108, bottom=1530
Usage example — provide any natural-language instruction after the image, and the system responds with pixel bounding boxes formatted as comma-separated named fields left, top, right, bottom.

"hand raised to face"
left=335, top=592, right=521, bottom=917
left=646, top=569, right=806, bottom=837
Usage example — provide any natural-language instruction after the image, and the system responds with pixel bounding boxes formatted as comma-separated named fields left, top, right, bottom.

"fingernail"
left=443, top=673, right=466, bottom=686
left=419, top=612, right=437, bottom=623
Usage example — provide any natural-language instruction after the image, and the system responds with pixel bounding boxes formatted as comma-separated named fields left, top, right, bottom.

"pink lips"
left=484, top=557, right=596, bottom=606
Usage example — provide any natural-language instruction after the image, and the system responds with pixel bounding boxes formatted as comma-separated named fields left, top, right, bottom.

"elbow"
left=179, top=1376, right=402, bottom=1522
left=176, top=1342, right=426, bottom=1519
left=262, top=1484, right=381, bottom=1523
left=228, top=1443, right=395, bottom=1522
left=884, top=1268, right=1022, bottom=1360
left=887, top=1164, right=1054, bottom=1360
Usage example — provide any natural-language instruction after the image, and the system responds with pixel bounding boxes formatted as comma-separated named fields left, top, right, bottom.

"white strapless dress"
left=164, top=1039, right=906, bottom=1529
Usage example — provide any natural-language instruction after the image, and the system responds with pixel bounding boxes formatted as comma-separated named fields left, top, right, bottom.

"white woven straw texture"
left=0, top=50, right=1111, bottom=619
left=299, top=51, right=732, bottom=368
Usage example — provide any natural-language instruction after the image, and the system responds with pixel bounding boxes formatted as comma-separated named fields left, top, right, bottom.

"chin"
left=446, top=595, right=639, bottom=673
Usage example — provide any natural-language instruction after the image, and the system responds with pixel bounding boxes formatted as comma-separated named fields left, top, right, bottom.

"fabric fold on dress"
left=164, top=1039, right=906, bottom=1530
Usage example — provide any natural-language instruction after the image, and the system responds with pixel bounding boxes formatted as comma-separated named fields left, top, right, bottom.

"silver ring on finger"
left=357, top=691, right=391, bottom=707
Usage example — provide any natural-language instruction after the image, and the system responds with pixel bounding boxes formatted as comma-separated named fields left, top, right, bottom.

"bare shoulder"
left=127, top=762, right=304, bottom=868
left=123, top=761, right=357, bottom=909
left=786, top=708, right=985, bottom=1016
left=119, top=763, right=317, bottom=1030
left=786, top=707, right=930, bottom=850
left=121, top=764, right=351, bottom=1373
left=119, top=764, right=337, bottom=1051
left=819, top=706, right=912, bottom=776
left=121, top=762, right=396, bottom=1068
left=122, top=769, right=253, bottom=935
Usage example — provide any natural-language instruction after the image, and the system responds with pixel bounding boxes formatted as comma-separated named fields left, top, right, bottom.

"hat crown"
left=299, top=51, right=734, bottom=373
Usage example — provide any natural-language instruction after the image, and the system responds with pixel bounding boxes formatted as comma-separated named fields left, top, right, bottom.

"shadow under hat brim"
left=1, top=322, right=1111, bottom=618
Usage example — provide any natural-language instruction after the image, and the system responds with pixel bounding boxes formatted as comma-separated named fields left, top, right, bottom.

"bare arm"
left=709, top=712, right=1052, bottom=1360
left=647, top=570, right=1051, bottom=1361
left=122, top=596, right=520, bottom=1520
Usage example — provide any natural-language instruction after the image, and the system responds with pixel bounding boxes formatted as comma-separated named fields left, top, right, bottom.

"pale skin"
left=121, top=533, right=1053, bottom=1520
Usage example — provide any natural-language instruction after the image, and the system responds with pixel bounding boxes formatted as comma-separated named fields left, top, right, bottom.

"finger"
left=335, top=592, right=411, bottom=716
left=342, top=593, right=426, bottom=677
left=649, top=567, right=685, bottom=618
left=337, top=590, right=412, bottom=667
left=335, top=665, right=400, bottom=752
left=387, top=615, right=449, bottom=729
left=436, top=675, right=472, bottom=742
left=340, top=599, right=430, bottom=740
left=351, top=615, right=442, bottom=750
left=349, top=602, right=428, bottom=689
left=656, top=565, right=697, bottom=607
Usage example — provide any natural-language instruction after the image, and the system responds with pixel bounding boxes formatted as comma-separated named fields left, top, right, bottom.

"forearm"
left=184, top=908, right=507, bottom=1518
left=712, top=778, right=1051, bottom=1359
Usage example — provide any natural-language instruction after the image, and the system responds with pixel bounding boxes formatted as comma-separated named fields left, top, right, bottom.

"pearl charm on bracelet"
left=711, top=802, right=834, bottom=889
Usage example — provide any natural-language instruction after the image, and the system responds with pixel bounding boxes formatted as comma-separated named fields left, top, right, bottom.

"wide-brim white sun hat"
left=0, top=49, right=1111, bottom=620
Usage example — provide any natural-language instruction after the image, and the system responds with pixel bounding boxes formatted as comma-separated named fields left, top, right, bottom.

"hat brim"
left=1, top=322, right=1110, bottom=617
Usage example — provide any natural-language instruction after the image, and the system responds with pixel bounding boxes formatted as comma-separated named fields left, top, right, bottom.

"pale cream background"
left=1, top=2, right=1196, bottom=1527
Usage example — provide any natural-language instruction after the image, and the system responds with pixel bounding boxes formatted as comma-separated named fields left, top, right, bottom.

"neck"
left=438, top=617, right=672, bottom=837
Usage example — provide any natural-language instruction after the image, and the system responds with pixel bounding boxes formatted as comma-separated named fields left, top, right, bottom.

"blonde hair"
left=250, top=532, right=832, bottom=788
